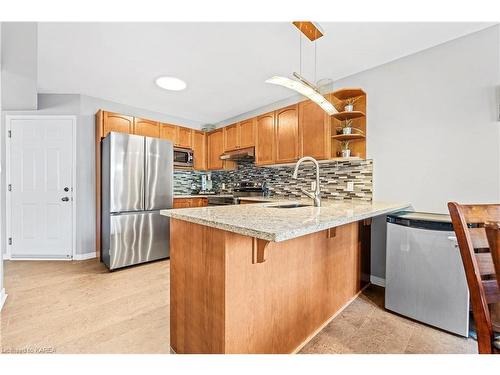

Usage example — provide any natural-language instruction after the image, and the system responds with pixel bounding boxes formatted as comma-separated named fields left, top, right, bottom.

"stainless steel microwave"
left=174, top=147, right=194, bottom=167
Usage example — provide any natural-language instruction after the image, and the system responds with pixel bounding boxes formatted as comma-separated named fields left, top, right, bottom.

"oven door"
left=173, top=148, right=193, bottom=167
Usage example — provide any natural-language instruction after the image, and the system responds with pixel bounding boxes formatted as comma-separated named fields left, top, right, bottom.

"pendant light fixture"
left=265, top=22, right=337, bottom=115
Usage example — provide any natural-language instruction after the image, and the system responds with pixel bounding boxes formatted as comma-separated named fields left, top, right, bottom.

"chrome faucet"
left=292, top=156, right=321, bottom=207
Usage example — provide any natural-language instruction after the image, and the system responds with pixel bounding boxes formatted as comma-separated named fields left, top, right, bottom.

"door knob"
left=61, top=197, right=70, bottom=202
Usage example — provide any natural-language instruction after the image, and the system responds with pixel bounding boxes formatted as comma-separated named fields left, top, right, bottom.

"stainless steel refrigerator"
left=101, top=132, right=173, bottom=270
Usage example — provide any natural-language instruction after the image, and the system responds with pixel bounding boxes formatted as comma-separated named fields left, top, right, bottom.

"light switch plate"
left=311, top=181, right=316, bottom=191
left=346, top=181, right=354, bottom=191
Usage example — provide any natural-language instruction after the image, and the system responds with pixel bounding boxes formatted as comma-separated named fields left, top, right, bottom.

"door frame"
left=5, top=115, right=77, bottom=260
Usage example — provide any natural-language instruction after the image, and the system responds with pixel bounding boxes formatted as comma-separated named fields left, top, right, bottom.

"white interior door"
left=8, top=116, right=74, bottom=259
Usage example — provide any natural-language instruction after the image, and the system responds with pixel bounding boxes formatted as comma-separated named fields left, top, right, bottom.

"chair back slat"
left=483, top=279, right=500, bottom=304
left=458, top=205, right=500, bottom=223
left=476, top=253, right=496, bottom=276
left=470, top=228, right=490, bottom=249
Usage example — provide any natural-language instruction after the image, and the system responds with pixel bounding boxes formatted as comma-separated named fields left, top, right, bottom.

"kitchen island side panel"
left=169, top=218, right=366, bottom=354
left=170, top=219, right=226, bottom=354
left=224, top=221, right=363, bottom=353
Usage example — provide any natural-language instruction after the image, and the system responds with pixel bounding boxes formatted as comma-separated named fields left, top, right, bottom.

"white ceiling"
left=37, top=22, right=494, bottom=126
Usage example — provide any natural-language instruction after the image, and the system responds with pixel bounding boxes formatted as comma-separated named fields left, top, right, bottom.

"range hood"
left=220, top=147, right=255, bottom=161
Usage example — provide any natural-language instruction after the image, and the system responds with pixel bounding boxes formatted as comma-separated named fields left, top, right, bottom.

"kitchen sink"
left=270, top=203, right=311, bottom=209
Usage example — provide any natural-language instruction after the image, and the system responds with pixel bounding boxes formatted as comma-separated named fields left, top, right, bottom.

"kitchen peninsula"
left=161, top=199, right=409, bottom=354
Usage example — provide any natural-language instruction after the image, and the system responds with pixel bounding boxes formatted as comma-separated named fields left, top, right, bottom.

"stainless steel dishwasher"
left=385, top=211, right=469, bottom=336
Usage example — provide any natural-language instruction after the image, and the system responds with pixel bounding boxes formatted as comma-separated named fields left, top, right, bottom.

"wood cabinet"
left=223, top=124, right=239, bottom=151
left=255, top=112, right=275, bottom=165
left=133, top=118, right=160, bottom=138
left=207, top=129, right=225, bottom=170
left=173, top=197, right=208, bottom=208
left=177, top=127, right=193, bottom=148
left=192, top=130, right=207, bottom=171
left=299, top=100, right=330, bottom=160
left=275, top=104, right=299, bottom=163
left=223, top=119, right=256, bottom=152
left=238, top=118, right=256, bottom=148
left=160, top=123, right=178, bottom=144
left=103, top=112, right=133, bottom=137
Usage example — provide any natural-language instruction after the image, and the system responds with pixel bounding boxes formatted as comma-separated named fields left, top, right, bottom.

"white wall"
left=0, top=22, right=37, bottom=110
left=1, top=93, right=202, bottom=257
left=332, top=25, right=500, bottom=279
left=0, top=21, right=5, bottom=310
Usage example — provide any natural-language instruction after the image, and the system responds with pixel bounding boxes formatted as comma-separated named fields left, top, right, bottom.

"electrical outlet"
left=346, top=181, right=354, bottom=191
left=311, top=181, right=316, bottom=191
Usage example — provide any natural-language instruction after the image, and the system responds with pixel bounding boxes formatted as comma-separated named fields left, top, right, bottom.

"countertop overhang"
left=161, top=198, right=411, bottom=242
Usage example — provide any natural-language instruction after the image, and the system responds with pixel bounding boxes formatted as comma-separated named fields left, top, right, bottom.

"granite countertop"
left=161, top=198, right=411, bottom=242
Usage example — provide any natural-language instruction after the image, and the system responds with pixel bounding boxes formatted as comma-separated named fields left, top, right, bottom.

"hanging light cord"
left=314, top=40, right=317, bottom=84
left=299, top=32, right=302, bottom=75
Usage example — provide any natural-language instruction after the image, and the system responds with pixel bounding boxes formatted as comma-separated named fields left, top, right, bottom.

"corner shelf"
left=331, top=111, right=365, bottom=121
left=331, top=134, right=365, bottom=142
left=331, top=88, right=366, bottom=101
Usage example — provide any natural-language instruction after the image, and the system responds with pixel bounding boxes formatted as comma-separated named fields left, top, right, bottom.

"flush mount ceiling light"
left=155, top=76, right=187, bottom=91
left=266, top=22, right=337, bottom=116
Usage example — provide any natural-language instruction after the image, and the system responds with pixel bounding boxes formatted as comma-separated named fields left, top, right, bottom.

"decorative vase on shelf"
left=342, top=127, right=352, bottom=135
left=341, top=149, right=351, bottom=158
left=344, top=103, right=354, bottom=112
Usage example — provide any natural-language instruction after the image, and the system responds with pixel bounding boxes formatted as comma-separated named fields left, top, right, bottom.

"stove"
left=233, top=181, right=268, bottom=200
left=205, top=181, right=268, bottom=206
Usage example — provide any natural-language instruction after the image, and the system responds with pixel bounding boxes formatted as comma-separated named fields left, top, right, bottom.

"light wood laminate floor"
left=1, top=259, right=476, bottom=354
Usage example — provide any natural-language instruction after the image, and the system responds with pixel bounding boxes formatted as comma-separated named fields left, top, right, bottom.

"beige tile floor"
left=300, top=285, right=477, bottom=354
left=0, top=259, right=477, bottom=354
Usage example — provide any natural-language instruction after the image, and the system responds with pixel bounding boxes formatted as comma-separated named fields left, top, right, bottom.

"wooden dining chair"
left=448, top=202, right=500, bottom=354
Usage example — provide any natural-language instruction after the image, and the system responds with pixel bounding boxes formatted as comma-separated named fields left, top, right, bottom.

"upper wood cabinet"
left=223, top=120, right=256, bottom=152
left=133, top=117, right=160, bottom=138
left=299, top=100, right=330, bottom=160
left=192, top=130, right=207, bottom=171
left=103, top=112, right=133, bottom=137
left=255, top=112, right=275, bottom=166
left=207, top=129, right=225, bottom=170
left=275, top=104, right=299, bottom=163
left=160, top=123, right=178, bottom=144
left=239, top=118, right=256, bottom=148
left=223, top=124, right=239, bottom=151
left=177, top=127, right=193, bottom=149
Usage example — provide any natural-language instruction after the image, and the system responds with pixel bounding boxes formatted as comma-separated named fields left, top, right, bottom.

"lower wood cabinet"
left=173, top=197, right=208, bottom=208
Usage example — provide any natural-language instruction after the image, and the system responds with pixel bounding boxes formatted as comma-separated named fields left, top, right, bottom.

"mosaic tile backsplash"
left=174, top=159, right=373, bottom=201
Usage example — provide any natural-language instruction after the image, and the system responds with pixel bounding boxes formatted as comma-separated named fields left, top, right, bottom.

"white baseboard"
left=73, top=252, right=97, bottom=261
left=0, top=288, right=7, bottom=311
left=370, top=275, right=386, bottom=287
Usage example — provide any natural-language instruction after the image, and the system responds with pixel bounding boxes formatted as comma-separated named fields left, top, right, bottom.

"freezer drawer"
left=102, top=211, right=169, bottom=270
left=385, top=223, right=469, bottom=336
